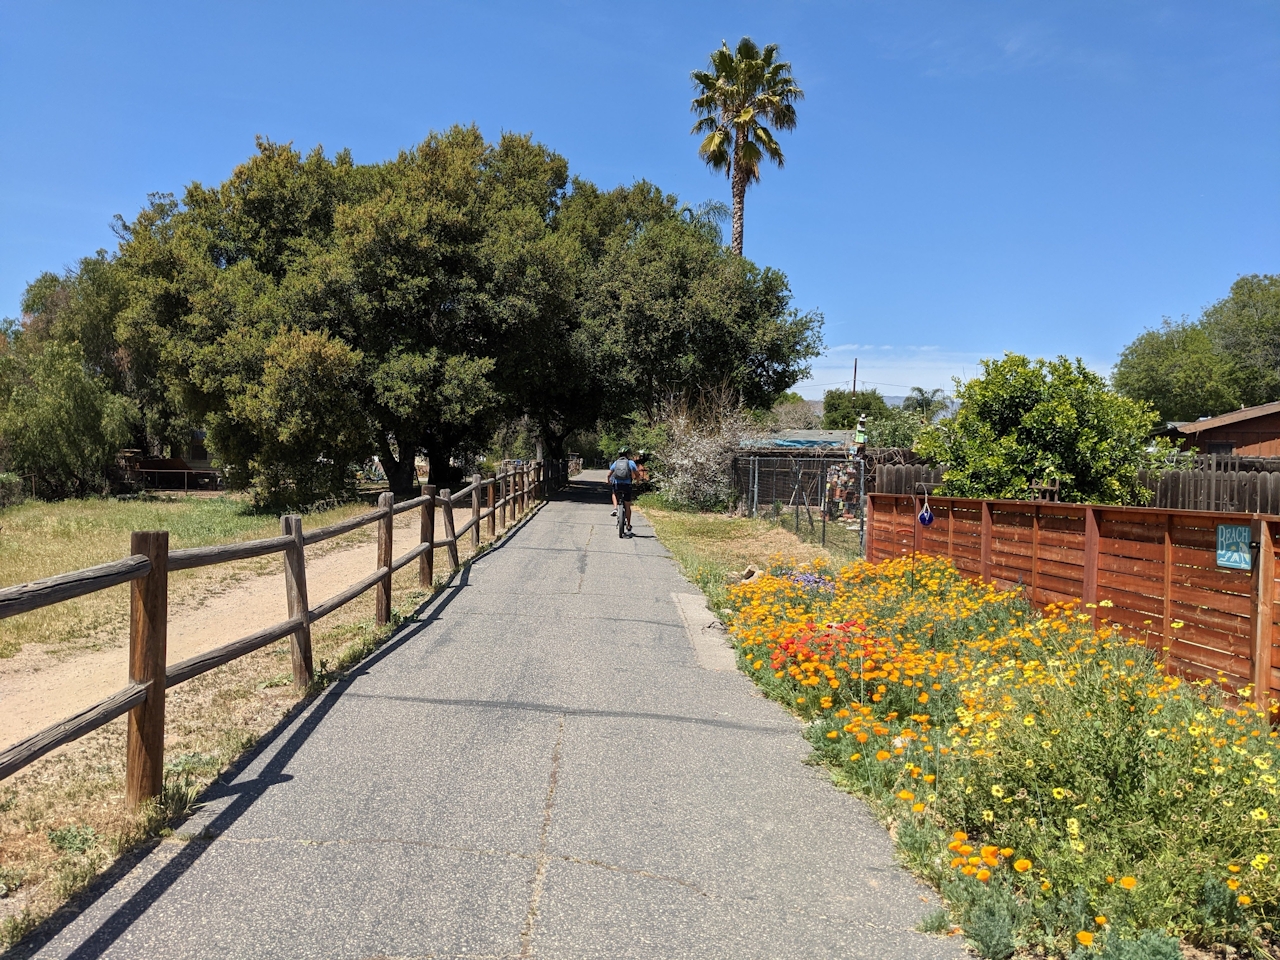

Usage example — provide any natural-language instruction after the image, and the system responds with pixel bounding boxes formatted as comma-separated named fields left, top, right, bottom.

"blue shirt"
left=609, top=459, right=638, bottom=483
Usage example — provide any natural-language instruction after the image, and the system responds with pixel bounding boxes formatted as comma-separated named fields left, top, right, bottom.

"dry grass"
left=0, top=494, right=377, bottom=659
left=637, top=494, right=843, bottom=612
left=0, top=499, right=535, bottom=948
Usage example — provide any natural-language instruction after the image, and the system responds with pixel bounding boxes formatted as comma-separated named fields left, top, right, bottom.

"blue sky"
left=2, top=1, right=1277, bottom=398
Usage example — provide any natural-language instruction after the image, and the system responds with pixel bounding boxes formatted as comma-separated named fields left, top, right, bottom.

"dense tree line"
left=1, top=128, right=822, bottom=506
left=1112, top=274, right=1280, bottom=422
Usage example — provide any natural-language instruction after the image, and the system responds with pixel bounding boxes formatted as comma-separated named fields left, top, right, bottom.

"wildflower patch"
left=727, top=554, right=1279, bottom=958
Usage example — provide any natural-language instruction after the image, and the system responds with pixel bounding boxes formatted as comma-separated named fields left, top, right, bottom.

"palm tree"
left=904, top=387, right=948, bottom=422
left=691, top=38, right=803, bottom=256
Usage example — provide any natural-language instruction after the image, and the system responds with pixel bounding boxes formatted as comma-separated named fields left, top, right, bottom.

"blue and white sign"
left=1216, top=524, right=1252, bottom=571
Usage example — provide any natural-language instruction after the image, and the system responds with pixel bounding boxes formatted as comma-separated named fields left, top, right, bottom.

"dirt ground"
left=0, top=509, right=434, bottom=750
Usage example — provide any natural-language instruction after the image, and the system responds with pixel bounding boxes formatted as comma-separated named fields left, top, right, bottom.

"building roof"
left=1177, top=400, right=1280, bottom=435
left=738, top=429, right=858, bottom=450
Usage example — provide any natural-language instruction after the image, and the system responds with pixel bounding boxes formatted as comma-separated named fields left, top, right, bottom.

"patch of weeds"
left=46, top=824, right=99, bottom=855
left=52, top=849, right=106, bottom=899
left=164, top=751, right=220, bottom=778
left=0, top=788, right=16, bottom=813
left=257, top=673, right=292, bottom=690
left=1, top=909, right=40, bottom=948
left=919, top=907, right=952, bottom=934
left=0, top=865, right=26, bottom=898
left=945, top=878, right=1026, bottom=960
left=896, top=817, right=945, bottom=883
left=1068, top=931, right=1183, bottom=960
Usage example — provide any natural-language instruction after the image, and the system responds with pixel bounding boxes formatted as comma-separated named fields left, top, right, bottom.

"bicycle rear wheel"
left=618, top=500, right=627, bottom=537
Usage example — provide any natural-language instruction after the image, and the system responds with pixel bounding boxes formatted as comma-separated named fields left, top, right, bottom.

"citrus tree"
left=916, top=354, right=1167, bottom=504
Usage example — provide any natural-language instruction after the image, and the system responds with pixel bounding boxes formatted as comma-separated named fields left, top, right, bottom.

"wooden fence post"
left=376, top=492, right=393, bottom=626
left=980, top=501, right=993, bottom=582
left=471, top=473, right=482, bottom=549
left=440, top=489, right=460, bottom=572
left=1082, top=506, right=1099, bottom=619
left=420, top=485, right=436, bottom=589
left=281, top=515, right=313, bottom=688
left=485, top=473, right=496, bottom=539
left=1251, top=518, right=1275, bottom=709
left=126, top=530, right=168, bottom=811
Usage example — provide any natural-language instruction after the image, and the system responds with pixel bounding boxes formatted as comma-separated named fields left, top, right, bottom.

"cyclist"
left=608, top=447, right=638, bottom=534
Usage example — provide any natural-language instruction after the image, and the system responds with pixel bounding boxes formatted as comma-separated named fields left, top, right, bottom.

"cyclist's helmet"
left=618, top=446, right=629, bottom=455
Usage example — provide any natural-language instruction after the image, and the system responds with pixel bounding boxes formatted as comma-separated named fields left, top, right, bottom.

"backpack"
left=611, top=459, right=632, bottom=481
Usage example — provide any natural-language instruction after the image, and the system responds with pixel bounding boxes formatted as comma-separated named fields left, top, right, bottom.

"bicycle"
left=617, top=495, right=628, bottom=538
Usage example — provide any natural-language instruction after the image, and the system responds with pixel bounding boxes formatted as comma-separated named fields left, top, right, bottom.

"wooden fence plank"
left=1253, top=518, right=1275, bottom=708
left=0, top=555, right=151, bottom=620
left=0, top=682, right=150, bottom=782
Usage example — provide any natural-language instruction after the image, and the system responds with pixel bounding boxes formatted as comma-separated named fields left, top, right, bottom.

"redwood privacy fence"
left=0, top=460, right=569, bottom=808
left=867, top=493, right=1279, bottom=712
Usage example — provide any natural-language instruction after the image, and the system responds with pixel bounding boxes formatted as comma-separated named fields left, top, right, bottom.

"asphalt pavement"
left=17, top=471, right=966, bottom=960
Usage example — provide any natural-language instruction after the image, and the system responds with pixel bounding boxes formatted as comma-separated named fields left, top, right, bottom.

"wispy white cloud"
left=868, top=11, right=1133, bottom=83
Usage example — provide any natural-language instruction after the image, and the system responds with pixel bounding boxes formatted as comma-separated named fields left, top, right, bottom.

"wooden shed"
left=1177, top=401, right=1280, bottom=457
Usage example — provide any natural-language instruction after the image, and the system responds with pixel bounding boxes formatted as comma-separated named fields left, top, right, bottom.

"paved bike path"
left=21, top=473, right=964, bottom=960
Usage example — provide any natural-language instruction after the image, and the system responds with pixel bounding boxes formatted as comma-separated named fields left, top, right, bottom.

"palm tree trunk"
left=730, top=157, right=747, bottom=256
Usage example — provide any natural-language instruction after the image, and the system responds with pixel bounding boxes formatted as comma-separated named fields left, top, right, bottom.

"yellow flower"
left=1252, top=854, right=1270, bottom=871
left=1066, top=817, right=1080, bottom=836
left=912, top=802, right=925, bottom=812
left=976, top=868, right=991, bottom=882
left=875, top=750, right=891, bottom=761
left=1250, top=807, right=1269, bottom=821
left=1227, top=878, right=1240, bottom=890
left=982, top=809, right=994, bottom=822
left=1228, top=864, right=1241, bottom=873
left=991, top=785, right=1004, bottom=798
left=826, top=731, right=839, bottom=739
left=1013, top=858, right=1032, bottom=873
left=1239, top=895, right=1252, bottom=906
left=1077, top=931, right=1094, bottom=946
left=1119, top=876, right=1137, bottom=890
left=1041, top=880, right=1052, bottom=891
left=1022, top=715, right=1036, bottom=726
left=1095, top=915, right=1107, bottom=925
left=897, top=790, right=915, bottom=801
left=1052, top=788, right=1067, bottom=800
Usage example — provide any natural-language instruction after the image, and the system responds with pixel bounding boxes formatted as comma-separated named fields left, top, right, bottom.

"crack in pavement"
left=519, top=713, right=564, bottom=957
left=204, top=832, right=711, bottom=898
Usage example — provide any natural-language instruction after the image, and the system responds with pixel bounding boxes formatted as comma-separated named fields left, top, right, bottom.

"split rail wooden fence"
left=0, top=461, right=564, bottom=807
left=867, top=493, right=1280, bottom=713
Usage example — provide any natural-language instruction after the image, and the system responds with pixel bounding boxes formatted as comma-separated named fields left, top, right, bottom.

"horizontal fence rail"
left=867, top=493, right=1279, bottom=715
left=0, top=459, right=571, bottom=804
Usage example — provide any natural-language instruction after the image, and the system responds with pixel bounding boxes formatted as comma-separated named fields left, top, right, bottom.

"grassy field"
left=0, top=494, right=376, bottom=658
left=0, top=492, right=533, bottom=947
